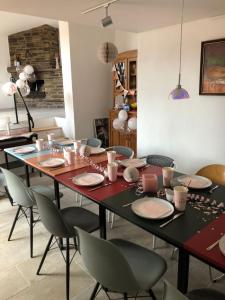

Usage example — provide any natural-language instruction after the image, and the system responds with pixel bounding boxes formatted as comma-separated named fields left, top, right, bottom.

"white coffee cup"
left=73, top=140, right=82, bottom=154
left=107, top=151, right=116, bottom=164
left=174, top=186, right=188, bottom=211
left=107, top=162, right=118, bottom=182
left=63, top=148, right=74, bottom=165
left=36, top=139, right=44, bottom=151
left=162, top=167, right=174, bottom=187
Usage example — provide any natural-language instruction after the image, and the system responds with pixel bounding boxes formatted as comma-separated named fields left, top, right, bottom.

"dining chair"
left=82, top=138, right=102, bottom=148
left=1, top=167, right=63, bottom=258
left=106, top=145, right=134, bottom=228
left=196, top=164, right=225, bottom=283
left=163, top=280, right=225, bottom=300
left=33, top=191, right=99, bottom=300
left=106, top=145, right=134, bottom=159
left=76, top=227, right=167, bottom=300
left=144, top=155, right=175, bottom=250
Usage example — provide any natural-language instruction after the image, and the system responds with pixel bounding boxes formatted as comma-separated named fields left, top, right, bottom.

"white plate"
left=72, top=173, right=105, bottom=187
left=14, top=146, right=36, bottom=154
left=39, top=158, right=65, bottom=168
left=131, top=197, right=174, bottom=220
left=177, top=175, right=212, bottom=189
left=90, top=147, right=105, bottom=155
left=120, top=158, right=146, bottom=168
left=219, top=235, right=225, bottom=256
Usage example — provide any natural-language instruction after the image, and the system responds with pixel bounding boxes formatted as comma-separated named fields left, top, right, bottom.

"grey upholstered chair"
left=82, top=138, right=102, bottom=148
left=163, top=280, right=225, bottom=300
left=33, top=191, right=99, bottom=300
left=106, top=145, right=134, bottom=159
left=76, top=227, right=167, bottom=300
left=1, top=167, right=61, bottom=258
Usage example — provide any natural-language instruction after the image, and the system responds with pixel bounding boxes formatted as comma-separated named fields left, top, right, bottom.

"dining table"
left=3, top=144, right=225, bottom=294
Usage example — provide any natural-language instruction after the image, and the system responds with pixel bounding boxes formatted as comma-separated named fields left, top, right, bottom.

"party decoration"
left=116, top=80, right=122, bottom=88
left=2, top=82, right=17, bottom=96
left=123, top=167, right=139, bottom=183
left=20, top=84, right=30, bottom=97
left=128, top=117, right=137, bottom=130
left=24, top=64, right=34, bottom=75
left=97, top=42, right=118, bottom=64
left=118, top=109, right=128, bottom=121
left=19, top=72, right=28, bottom=81
left=16, top=79, right=25, bottom=89
left=113, top=118, right=124, bottom=130
left=112, top=65, right=116, bottom=72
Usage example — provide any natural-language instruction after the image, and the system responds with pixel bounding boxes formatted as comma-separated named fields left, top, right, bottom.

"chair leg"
left=209, top=266, right=225, bottom=282
left=8, top=205, right=21, bottom=241
left=149, top=289, right=157, bottom=300
left=37, top=234, right=54, bottom=275
left=111, top=213, right=115, bottom=229
left=90, top=282, right=100, bottom=300
left=124, top=293, right=128, bottom=300
left=152, top=235, right=156, bottom=250
left=30, top=207, right=34, bottom=258
left=5, top=186, right=14, bottom=206
left=66, top=238, right=70, bottom=300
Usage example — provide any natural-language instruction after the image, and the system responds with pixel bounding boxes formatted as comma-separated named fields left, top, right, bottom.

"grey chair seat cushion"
left=110, top=239, right=167, bottom=291
left=30, top=185, right=63, bottom=201
left=61, top=207, right=99, bottom=233
left=187, top=289, right=225, bottom=300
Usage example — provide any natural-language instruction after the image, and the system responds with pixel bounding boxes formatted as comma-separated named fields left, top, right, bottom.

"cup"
left=63, top=148, right=74, bottom=165
left=162, top=167, right=174, bottom=187
left=142, top=173, right=158, bottom=193
left=47, top=133, right=55, bottom=141
left=36, top=139, right=44, bottom=151
left=73, top=140, right=82, bottom=154
left=173, top=186, right=188, bottom=211
left=107, top=151, right=116, bottom=164
left=107, top=162, right=118, bottom=182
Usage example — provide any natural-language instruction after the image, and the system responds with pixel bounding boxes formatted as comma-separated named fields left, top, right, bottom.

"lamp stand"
left=10, top=77, right=19, bottom=124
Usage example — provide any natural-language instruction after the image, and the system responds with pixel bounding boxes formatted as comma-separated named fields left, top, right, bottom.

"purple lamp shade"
left=169, top=84, right=189, bottom=100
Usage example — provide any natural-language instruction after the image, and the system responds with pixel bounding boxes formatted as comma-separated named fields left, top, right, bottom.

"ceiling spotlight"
left=102, top=5, right=113, bottom=27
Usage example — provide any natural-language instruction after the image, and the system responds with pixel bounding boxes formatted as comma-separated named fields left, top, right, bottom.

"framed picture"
left=199, top=38, right=225, bottom=95
left=93, top=118, right=109, bottom=148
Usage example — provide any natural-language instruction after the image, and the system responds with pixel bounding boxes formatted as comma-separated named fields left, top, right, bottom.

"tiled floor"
left=1, top=172, right=225, bottom=300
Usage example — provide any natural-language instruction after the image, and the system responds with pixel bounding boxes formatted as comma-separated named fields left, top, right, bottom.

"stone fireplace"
left=7, top=24, right=64, bottom=108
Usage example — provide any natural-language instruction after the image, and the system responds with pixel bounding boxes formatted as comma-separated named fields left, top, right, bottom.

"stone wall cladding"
left=8, top=24, right=64, bottom=108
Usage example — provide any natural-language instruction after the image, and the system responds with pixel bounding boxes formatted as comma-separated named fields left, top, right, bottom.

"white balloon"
left=24, top=65, right=34, bottom=75
left=113, top=118, right=124, bottom=130
left=128, top=117, right=137, bottom=130
left=1, top=82, right=17, bottom=96
left=19, top=72, right=28, bottom=81
left=118, top=110, right=128, bottom=122
left=20, top=84, right=30, bottom=97
left=16, top=79, right=25, bottom=89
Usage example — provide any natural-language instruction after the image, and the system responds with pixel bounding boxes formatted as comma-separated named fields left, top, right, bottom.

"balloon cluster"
left=2, top=64, right=35, bottom=97
left=113, top=109, right=137, bottom=132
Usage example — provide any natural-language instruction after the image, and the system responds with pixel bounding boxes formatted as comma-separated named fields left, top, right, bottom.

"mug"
left=107, top=151, right=116, bottom=164
left=73, top=140, right=82, bottom=154
left=174, top=186, right=188, bottom=211
left=63, top=148, right=74, bottom=165
left=162, top=167, right=174, bottom=187
left=36, top=139, right=44, bottom=151
left=107, top=162, right=118, bottom=182
left=142, top=173, right=158, bottom=193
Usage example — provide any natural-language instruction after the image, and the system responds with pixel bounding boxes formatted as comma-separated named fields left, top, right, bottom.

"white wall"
left=0, top=35, right=13, bottom=109
left=137, top=16, right=225, bottom=174
left=115, top=30, right=138, bottom=53
left=65, top=22, right=114, bottom=139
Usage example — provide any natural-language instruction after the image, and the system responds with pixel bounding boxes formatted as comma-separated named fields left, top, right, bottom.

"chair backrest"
left=106, top=146, right=134, bottom=158
left=82, top=138, right=102, bottom=148
left=196, top=164, right=225, bottom=186
left=33, top=191, right=74, bottom=238
left=1, top=168, right=34, bottom=207
left=76, top=227, right=140, bottom=293
left=146, top=155, right=174, bottom=168
left=163, top=281, right=188, bottom=300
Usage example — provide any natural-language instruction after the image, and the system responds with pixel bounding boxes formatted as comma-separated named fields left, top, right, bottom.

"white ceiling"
left=0, top=0, right=225, bottom=33
left=0, top=11, right=58, bottom=35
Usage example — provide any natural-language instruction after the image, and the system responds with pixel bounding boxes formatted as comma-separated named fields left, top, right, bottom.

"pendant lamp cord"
left=178, top=0, right=185, bottom=86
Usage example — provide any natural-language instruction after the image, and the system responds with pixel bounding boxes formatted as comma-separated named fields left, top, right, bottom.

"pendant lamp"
left=169, top=0, right=189, bottom=100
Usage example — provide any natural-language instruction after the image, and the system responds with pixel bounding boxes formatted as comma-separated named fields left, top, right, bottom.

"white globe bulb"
left=113, top=118, right=124, bottom=130
left=118, top=109, right=128, bottom=122
left=24, top=65, right=34, bottom=75
left=16, top=79, right=25, bottom=89
left=19, top=72, right=28, bottom=81
left=128, top=117, right=137, bottom=130
left=20, top=84, right=30, bottom=97
left=2, top=82, right=17, bottom=96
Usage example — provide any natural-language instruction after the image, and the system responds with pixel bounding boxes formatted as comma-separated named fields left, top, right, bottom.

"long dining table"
left=4, top=144, right=225, bottom=294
